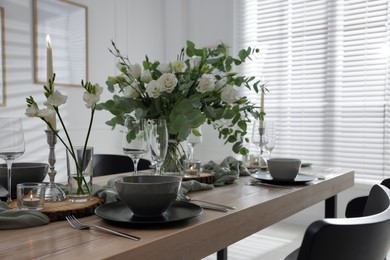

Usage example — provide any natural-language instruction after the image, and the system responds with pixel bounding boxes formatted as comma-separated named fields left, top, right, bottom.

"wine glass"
left=0, top=118, right=25, bottom=203
left=187, top=126, right=202, bottom=160
left=122, top=115, right=149, bottom=175
left=251, top=120, right=268, bottom=169
left=264, top=121, right=276, bottom=158
left=147, top=119, right=168, bottom=175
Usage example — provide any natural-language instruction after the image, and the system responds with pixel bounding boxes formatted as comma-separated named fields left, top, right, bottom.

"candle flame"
left=190, top=165, right=194, bottom=170
left=46, top=34, right=51, bottom=47
left=29, top=192, right=33, bottom=200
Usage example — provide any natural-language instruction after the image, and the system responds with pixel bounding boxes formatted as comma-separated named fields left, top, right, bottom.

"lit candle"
left=186, top=166, right=198, bottom=176
left=22, top=192, right=40, bottom=208
left=46, top=34, right=56, bottom=130
left=260, top=82, right=265, bottom=128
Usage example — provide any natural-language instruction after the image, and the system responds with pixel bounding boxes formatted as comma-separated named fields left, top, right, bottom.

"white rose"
left=221, top=84, right=240, bottom=104
left=215, top=78, right=228, bottom=91
left=128, top=63, right=142, bottom=79
left=44, top=90, right=67, bottom=107
left=146, top=80, right=163, bottom=98
left=123, top=82, right=140, bottom=98
left=83, top=84, right=103, bottom=108
left=171, top=60, right=187, bottom=73
left=196, top=74, right=215, bottom=93
left=190, top=56, right=202, bottom=70
left=158, top=73, right=178, bottom=93
left=141, top=69, right=152, bottom=83
left=157, top=63, right=171, bottom=73
left=25, top=105, right=39, bottom=117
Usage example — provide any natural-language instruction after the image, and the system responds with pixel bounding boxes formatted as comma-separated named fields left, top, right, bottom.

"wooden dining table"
left=0, top=166, right=354, bottom=260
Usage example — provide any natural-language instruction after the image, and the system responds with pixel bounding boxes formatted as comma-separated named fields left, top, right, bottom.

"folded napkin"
left=0, top=201, right=50, bottom=230
left=92, top=178, right=121, bottom=204
left=202, top=156, right=250, bottom=186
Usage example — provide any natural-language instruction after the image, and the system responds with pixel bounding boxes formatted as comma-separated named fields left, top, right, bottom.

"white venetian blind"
left=236, top=0, right=390, bottom=181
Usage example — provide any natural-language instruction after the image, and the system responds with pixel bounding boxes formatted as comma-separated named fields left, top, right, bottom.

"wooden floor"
left=202, top=221, right=305, bottom=260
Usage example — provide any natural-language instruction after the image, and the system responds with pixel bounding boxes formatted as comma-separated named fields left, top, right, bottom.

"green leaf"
left=237, top=120, right=247, bottom=131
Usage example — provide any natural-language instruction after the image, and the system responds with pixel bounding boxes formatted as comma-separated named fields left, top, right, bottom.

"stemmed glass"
left=187, top=126, right=202, bottom=160
left=264, top=121, right=276, bottom=158
left=147, top=119, right=168, bottom=175
left=122, top=115, right=149, bottom=175
left=0, top=118, right=25, bottom=203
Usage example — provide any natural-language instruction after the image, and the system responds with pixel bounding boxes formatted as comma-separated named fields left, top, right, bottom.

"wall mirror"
left=33, top=0, right=88, bottom=87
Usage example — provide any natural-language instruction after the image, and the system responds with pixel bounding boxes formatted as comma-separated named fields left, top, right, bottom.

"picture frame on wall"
left=0, top=6, right=6, bottom=106
left=33, top=0, right=88, bottom=87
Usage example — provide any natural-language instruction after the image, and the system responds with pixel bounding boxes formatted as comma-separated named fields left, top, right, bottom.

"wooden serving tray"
left=9, top=196, right=102, bottom=222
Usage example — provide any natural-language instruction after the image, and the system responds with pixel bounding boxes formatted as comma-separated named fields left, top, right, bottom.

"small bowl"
left=0, top=162, right=49, bottom=198
left=267, top=158, right=301, bottom=181
left=116, top=175, right=182, bottom=217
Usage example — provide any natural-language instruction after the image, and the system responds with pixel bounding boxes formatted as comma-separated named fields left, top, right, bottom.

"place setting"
left=248, top=158, right=318, bottom=187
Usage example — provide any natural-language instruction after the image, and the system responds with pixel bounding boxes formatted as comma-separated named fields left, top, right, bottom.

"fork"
left=65, top=215, right=140, bottom=241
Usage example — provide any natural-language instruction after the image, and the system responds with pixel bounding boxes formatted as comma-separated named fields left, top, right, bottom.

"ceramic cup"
left=267, top=158, right=301, bottom=181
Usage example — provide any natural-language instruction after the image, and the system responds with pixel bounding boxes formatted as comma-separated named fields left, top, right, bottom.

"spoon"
left=181, top=195, right=236, bottom=210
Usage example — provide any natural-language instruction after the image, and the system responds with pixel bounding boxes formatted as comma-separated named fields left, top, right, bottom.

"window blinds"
left=236, top=0, right=390, bottom=181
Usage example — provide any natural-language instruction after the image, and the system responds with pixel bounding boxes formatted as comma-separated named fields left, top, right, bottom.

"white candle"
left=46, top=34, right=56, bottom=130
left=260, top=84, right=265, bottom=128
left=46, top=34, right=53, bottom=83
left=22, top=193, right=40, bottom=208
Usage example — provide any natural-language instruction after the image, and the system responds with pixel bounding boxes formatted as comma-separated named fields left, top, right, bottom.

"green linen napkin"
left=202, top=156, right=250, bottom=186
left=0, top=201, right=50, bottom=230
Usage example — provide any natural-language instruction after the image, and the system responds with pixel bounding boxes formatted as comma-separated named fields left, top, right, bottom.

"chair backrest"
left=296, top=184, right=390, bottom=260
left=93, top=154, right=151, bottom=177
left=345, top=178, right=390, bottom=218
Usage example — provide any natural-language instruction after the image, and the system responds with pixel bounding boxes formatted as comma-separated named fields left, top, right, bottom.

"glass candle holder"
left=17, top=183, right=46, bottom=210
left=183, top=159, right=201, bottom=177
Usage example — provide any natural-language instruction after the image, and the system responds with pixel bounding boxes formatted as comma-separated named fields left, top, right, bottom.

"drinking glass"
left=187, top=126, right=202, bottom=160
left=251, top=120, right=266, bottom=151
left=122, top=115, right=149, bottom=175
left=264, top=121, right=276, bottom=158
left=147, top=119, right=168, bottom=175
left=0, top=118, right=25, bottom=203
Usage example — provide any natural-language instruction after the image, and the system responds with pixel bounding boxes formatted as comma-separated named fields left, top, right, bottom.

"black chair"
left=285, top=184, right=390, bottom=260
left=345, top=178, right=390, bottom=218
left=93, top=154, right=151, bottom=177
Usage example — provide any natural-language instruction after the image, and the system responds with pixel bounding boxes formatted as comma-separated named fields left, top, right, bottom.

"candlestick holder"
left=258, top=126, right=268, bottom=170
left=44, top=130, right=66, bottom=201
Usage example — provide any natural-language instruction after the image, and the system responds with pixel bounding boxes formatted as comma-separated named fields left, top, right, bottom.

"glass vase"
left=162, top=139, right=186, bottom=175
left=67, top=146, right=93, bottom=202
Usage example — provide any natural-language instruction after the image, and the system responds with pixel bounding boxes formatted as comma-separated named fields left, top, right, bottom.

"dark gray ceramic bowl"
left=116, top=175, right=182, bottom=217
left=0, top=162, right=49, bottom=198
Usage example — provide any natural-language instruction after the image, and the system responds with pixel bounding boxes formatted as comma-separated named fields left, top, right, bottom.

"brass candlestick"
left=44, top=130, right=66, bottom=201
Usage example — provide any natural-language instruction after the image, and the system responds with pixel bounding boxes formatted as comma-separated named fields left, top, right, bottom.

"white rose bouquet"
left=98, top=41, right=264, bottom=172
left=25, top=74, right=103, bottom=195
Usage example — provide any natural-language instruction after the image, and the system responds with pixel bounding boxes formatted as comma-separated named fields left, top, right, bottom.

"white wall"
left=0, top=0, right=236, bottom=182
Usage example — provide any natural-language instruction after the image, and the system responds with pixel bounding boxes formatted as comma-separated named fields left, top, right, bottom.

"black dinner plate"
left=95, top=201, right=203, bottom=224
left=251, top=171, right=317, bottom=184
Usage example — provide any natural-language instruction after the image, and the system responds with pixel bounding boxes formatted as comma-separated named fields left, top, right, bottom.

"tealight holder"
left=183, top=159, right=201, bottom=177
left=17, top=183, right=46, bottom=210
